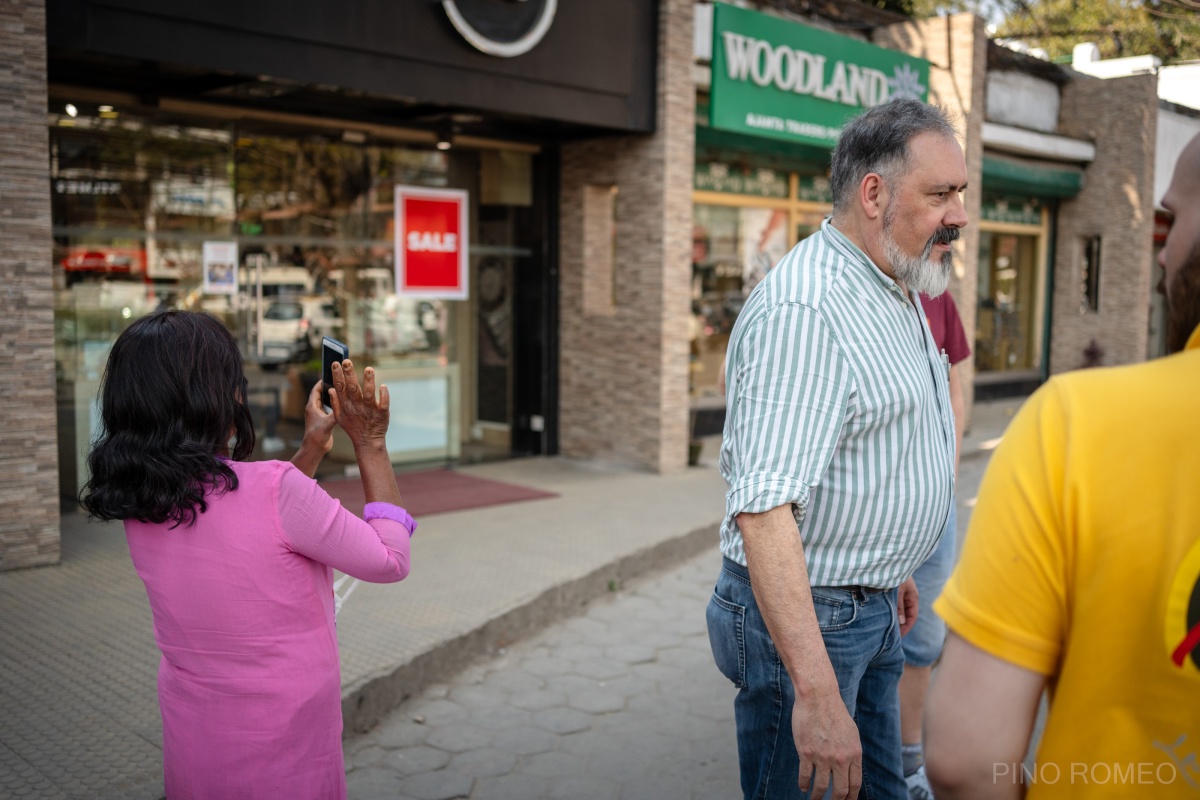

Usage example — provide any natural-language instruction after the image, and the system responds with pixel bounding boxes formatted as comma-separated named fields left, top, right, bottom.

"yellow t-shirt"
left=935, top=327, right=1200, bottom=798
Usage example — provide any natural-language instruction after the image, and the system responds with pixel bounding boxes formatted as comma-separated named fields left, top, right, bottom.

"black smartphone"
left=321, top=336, right=348, bottom=411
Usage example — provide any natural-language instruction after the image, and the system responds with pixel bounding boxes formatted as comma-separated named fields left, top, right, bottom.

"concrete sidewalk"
left=0, top=397, right=1025, bottom=800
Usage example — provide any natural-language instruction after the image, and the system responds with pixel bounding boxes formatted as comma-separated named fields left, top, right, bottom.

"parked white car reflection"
left=362, top=295, right=429, bottom=354
left=255, top=296, right=344, bottom=369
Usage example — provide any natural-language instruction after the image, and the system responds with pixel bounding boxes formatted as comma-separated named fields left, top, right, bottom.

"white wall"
left=985, top=70, right=1060, bottom=132
left=1156, top=109, right=1200, bottom=207
left=1159, top=63, right=1200, bottom=111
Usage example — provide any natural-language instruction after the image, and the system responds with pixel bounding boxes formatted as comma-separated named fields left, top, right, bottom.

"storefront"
left=690, top=2, right=932, bottom=409
left=975, top=194, right=1051, bottom=385
left=37, top=0, right=662, bottom=502
left=690, top=162, right=831, bottom=400
left=49, top=105, right=556, bottom=493
left=690, top=3, right=1158, bottom=419
left=979, top=44, right=1157, bottom=385
left=971, top=149, right=1086, bottom=393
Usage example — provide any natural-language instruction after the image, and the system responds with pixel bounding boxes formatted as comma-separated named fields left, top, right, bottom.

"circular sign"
left=1166, top=536, right=1200, bottom=674
left=442, top=0, right=557, bottom=58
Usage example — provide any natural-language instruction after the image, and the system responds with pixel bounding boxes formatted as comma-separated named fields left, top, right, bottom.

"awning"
left=695, top=122, right=832, bottom=174
left=982, top=153, right=1083, bottom=199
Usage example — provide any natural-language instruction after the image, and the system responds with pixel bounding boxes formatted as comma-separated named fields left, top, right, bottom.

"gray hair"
left=829, top=99, right=958, bottom=214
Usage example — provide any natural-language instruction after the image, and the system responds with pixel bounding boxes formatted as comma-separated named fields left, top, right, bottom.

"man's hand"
left=897, top=577, right=919, bottom=636
left=795, top=689, right=863, bottom=799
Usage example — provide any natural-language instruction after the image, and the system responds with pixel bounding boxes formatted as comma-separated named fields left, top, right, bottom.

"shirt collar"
left=821, top=218, right=913, bottom=302
left=1187, top=323, right=1200, bottom=352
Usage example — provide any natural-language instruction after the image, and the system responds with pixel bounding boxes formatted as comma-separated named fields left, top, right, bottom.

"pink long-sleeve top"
left=125, top=459, right=411, bottom=800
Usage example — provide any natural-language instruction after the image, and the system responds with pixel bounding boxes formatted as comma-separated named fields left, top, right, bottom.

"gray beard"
left=882, top=226, right=952, bottom=298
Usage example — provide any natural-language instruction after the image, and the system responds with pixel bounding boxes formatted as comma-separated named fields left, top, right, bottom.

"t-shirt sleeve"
left=934, top=381, right=1069, bottom=675
left=724, top=302, right=853, bottom=520
left=275, top=463, right=411, bottom=583
left=940, top=291, right=972, bottom=365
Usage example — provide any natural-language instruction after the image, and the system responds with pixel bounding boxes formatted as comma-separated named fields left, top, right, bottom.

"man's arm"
left=925, top=633, right=1045, bottom=799
left=726, top=301, right=859, bottom=796
left=739, top=506, right=862, bottom=800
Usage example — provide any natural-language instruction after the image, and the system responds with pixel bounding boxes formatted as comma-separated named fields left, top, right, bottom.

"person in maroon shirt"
left=900, top=289, right=970, bottom=799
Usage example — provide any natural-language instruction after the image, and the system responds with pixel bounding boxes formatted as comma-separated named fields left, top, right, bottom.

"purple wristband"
left=363, top=502, right=417, bottom=537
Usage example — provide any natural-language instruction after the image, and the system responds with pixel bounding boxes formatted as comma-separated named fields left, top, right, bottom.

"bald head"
left=1182, top=132, right=1200, bottom=170
left=1158, top=132, right=1200, bottom=351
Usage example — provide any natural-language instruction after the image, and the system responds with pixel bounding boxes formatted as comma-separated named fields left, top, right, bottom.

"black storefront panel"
left=48, top=0, right=657, bottom=133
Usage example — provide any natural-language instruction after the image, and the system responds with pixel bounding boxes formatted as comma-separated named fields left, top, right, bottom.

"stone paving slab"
left=335, top=457, right=731, bottom=733
left=345, top=547, right=741, bottom=800
left=0, top=516, right=163, bottom=800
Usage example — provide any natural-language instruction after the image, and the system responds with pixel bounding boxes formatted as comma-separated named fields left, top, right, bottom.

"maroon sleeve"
left=940, top=291, right=972, bottom=365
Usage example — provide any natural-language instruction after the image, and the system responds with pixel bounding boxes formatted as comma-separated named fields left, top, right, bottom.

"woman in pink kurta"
left=82, top=311, right=413, bottom=800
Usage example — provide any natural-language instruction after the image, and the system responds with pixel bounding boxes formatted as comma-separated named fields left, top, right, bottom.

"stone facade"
left=0, top=0, right=59, bottom=570
left=1054, top=73, right=1158, bottom=372
left=875, top=13, right=987, bottom=421
left=558, top=0, right=694, bottom=472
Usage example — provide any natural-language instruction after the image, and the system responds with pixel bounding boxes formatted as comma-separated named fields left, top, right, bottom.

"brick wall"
left=1053, top=73, right=1157, bottom=372
left=874, top=13, right=987, bottom=423
left=558, top=0, right=694, bottom=473
left=0, top=0, right=60, bottom=570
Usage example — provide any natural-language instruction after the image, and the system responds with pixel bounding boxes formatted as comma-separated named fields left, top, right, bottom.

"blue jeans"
left=707, top=557, right=906, bottom=800
left=901, top=505, right=957, bottom=667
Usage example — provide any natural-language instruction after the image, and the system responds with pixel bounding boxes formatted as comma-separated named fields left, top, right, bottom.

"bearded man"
left=924, top=132, right=1200, bottom=800
left=707, top=98, right=966, bottom=800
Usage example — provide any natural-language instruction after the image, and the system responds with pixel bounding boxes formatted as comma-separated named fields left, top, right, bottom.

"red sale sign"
left=394, top=186, right=469, bottom=299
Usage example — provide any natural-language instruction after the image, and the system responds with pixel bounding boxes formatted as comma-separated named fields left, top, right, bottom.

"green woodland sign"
left=709, top=3, right=931, bottom=148
left=981, top=195, right=1043, bottom=226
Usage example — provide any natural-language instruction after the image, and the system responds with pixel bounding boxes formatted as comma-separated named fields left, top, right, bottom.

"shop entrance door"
left=976, top=231, right=1042, bottom=376
left=463, top=150, right=555, bottom=461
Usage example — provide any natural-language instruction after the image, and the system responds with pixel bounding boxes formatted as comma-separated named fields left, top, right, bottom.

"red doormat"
left=319, top=468, right=558, bottom=518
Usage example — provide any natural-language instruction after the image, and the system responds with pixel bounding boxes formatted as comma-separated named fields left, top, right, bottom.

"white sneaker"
left=906, top=765, right=935, bottom=800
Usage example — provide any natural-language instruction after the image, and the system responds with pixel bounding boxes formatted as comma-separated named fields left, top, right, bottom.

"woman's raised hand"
left=328, top=360, right=390, bottom=449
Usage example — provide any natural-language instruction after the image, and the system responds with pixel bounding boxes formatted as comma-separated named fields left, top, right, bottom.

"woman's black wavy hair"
left=79, top=310, right=256, bottom=527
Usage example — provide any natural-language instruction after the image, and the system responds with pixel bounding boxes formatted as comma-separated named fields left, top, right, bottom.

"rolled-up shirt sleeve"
left=275, top=464, right=412, bottom=583
left=725, top=302, right=853, bottom=522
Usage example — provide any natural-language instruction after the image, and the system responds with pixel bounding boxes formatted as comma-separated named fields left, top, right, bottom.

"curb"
left=340, top=521, right=722, bottom=736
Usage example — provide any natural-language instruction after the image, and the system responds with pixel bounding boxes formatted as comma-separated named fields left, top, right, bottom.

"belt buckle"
left=852, top=585, right=885, bottom=601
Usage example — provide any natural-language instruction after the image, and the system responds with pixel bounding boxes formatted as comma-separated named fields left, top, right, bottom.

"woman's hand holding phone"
left=290, top=381, right=337, bottom=478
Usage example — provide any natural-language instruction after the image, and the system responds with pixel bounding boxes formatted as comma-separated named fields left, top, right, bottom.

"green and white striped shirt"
left=719, top=219, right=955, bottom=589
